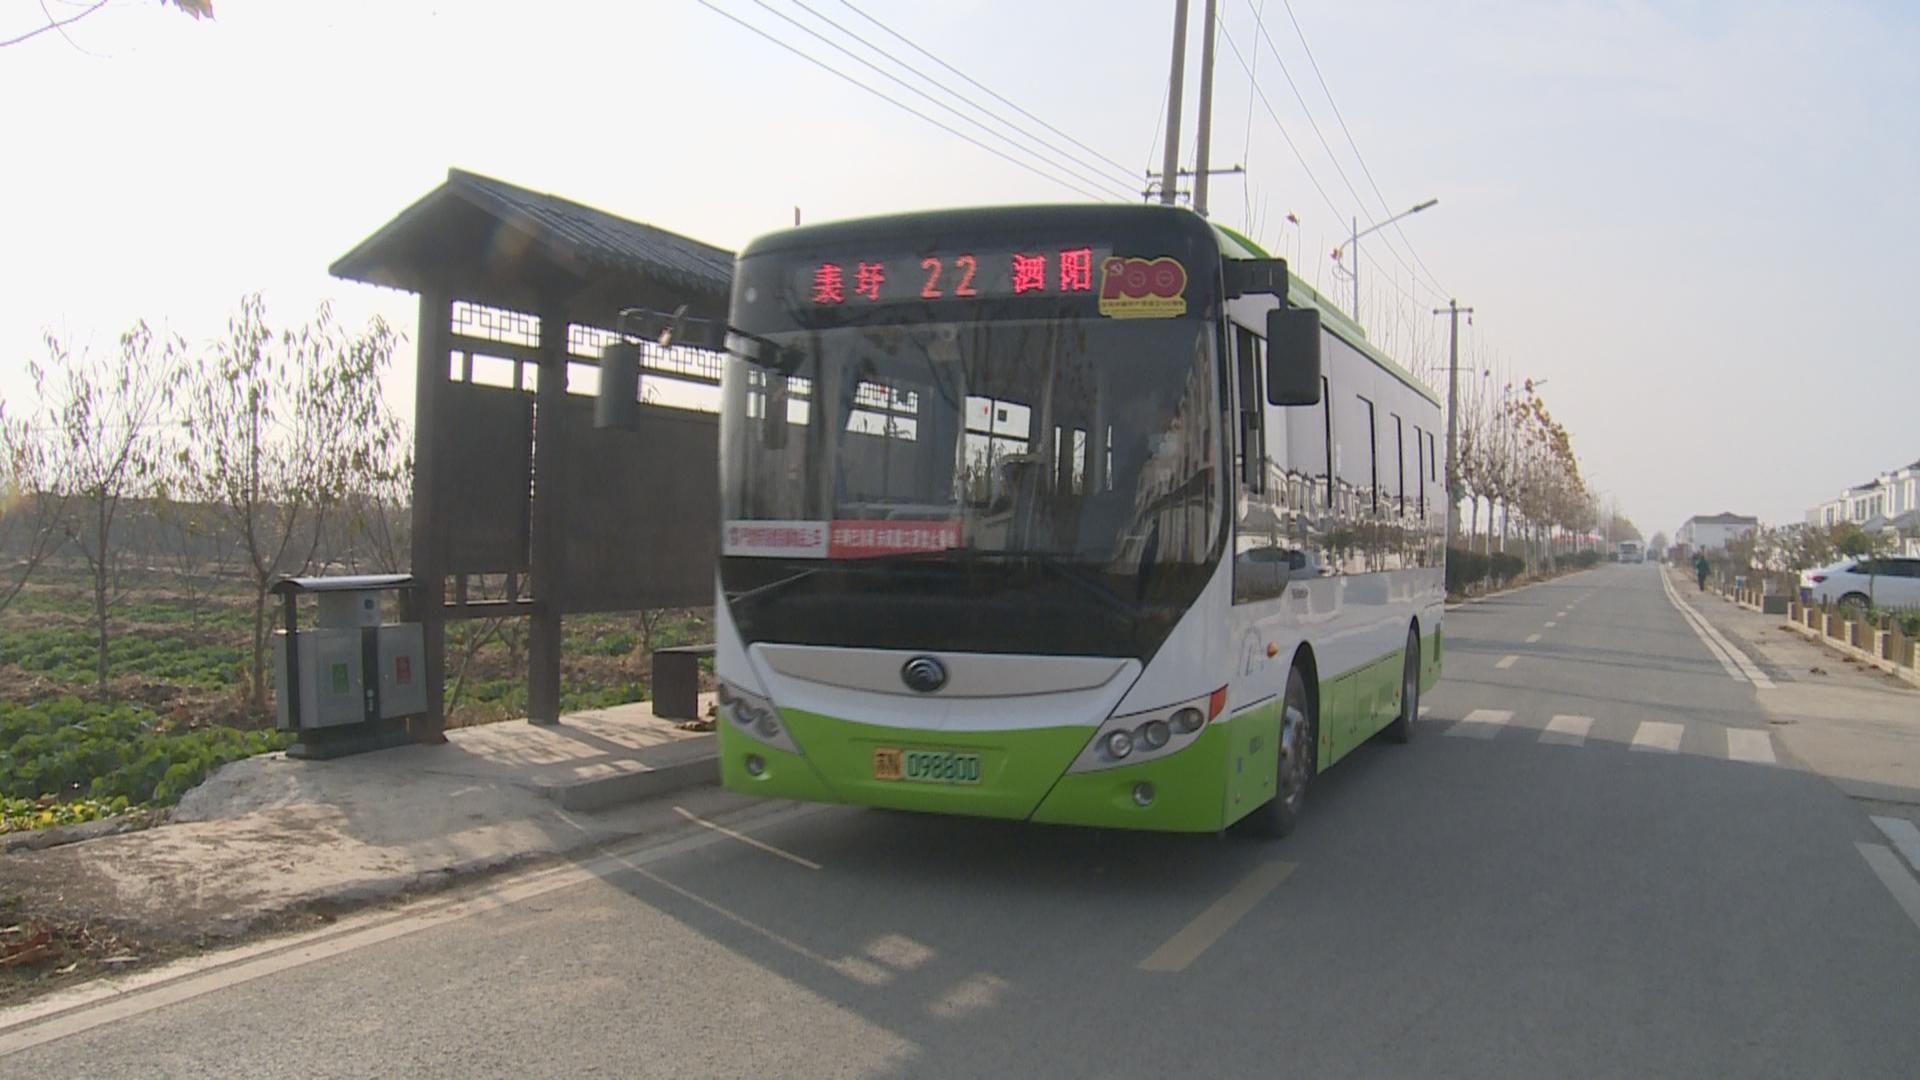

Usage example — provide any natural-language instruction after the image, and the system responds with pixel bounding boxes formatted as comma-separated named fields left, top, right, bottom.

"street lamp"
left=1333, top=198, right=1438, bottom=325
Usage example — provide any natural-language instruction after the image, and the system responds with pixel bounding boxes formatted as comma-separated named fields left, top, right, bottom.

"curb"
left=1777, top=619, right=1920, bottom=691
left=530, top=737, right=719, bottom=812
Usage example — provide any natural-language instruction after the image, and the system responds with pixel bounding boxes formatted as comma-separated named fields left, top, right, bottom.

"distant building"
left=1676, top=512, right=1759, bottom=554
left=1805, top=457, right=1920, bottom=556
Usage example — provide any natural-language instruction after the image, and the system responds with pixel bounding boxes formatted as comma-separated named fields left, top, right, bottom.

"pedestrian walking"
left=1693, top=551, right=1710, bottom=592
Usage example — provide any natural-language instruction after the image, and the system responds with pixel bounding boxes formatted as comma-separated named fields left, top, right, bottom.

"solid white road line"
left=1446, top=709, right=1512, bottom=739
left=0, top=801, right=835, bottom=1057
left=1630, top=721, right=1684, bottom=753
left=1495, top=655, right=1518, bottom=669
left=1139, top=861, right=1297, bottom=973
left=1869, top=816, right=1920, bottom=874
left=1540, top=715, right=1593, bottom=746
left=1856, top=843, right=1920, bottom=935
left=1660, top=569, right=1745, bottom=682
left=674, top=806, right=823, bottom=870
left=1724, top=729, right=1778, bottom=766
left=1660, top=569, right=1775, bottom=689
left=1525, top=633, right=1543, bottom=643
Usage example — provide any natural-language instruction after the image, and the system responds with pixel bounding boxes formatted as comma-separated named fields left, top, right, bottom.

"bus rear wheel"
left=1246, top=664, right=1315, bottom=839
left=1384, top=627, right=1419, bottom=744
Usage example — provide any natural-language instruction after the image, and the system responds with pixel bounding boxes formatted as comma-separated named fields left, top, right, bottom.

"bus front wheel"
left=1246, top=664, right=1315, bottom=839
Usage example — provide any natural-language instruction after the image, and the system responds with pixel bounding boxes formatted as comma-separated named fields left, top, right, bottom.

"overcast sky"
left=2, top=0, right=1915, bottom=537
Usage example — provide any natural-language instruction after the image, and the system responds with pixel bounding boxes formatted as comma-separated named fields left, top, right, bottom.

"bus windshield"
left=718, top=313, right=1225, bottom=658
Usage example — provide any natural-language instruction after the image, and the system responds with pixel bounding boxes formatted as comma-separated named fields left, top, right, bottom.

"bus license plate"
left=873, top=747, right=981, bottom=785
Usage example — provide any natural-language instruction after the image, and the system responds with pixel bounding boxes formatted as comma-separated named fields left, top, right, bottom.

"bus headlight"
left=718, top=681, right=799, bottom=754
left=1068, top=687, right=1227, bottom=774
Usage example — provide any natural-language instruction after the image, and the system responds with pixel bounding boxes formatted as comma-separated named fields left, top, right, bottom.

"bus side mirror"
left=1266, top=306, right=1321, bottom=406
left=595, top=342, right=643, bottom=430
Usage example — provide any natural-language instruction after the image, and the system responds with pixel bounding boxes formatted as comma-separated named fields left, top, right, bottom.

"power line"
left=1240, top=0, right=1442, bottom=305
left=1275, top=0, right=1451, bottom=298
left=835, top=0, right=1142, bottom=183
left=1215, top=22, right=1345, bottom=236
left=808, top=0, right=1141, bottom=193
left=740, top=0, right=1135, bottom=200
left=696, top=1, right=1119, bottom=202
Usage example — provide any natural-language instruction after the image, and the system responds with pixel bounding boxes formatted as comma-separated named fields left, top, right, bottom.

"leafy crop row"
left=0, top=697, right=288, bottom=814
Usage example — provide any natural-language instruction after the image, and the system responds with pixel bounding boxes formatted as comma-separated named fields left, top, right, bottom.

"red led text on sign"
left=812, top=263, right=845, bottom=305
left=813, top=247, right=1110, bottom=304
left=919, top=254, right=980, bottom=298
left=855, top=261, right=886, bottom=302
left=1011, top=253, right=1047, bottom=294
left=1060, top=247, right=1093, bottom=292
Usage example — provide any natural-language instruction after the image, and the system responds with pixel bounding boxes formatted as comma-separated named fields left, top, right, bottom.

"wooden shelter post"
left=526, top=300, right=569, bottom=725
left=409, top=289, right=450, bottom=740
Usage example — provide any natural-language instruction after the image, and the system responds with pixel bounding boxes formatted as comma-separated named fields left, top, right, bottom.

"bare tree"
left=0, top=402, right=70, bottom=615
left=178, top=294, right=402, bottom=712
left=31, top=325, right=183, bottom=687
left=152, top=490, right=234, bottom=628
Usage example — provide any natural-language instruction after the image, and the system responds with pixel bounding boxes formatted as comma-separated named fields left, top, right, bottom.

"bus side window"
left=1415, top=424, right=1426, bottom=516
left=1393, top=413, right=1406, bottom=518
left=1234, top=325, right=1265, bottom=493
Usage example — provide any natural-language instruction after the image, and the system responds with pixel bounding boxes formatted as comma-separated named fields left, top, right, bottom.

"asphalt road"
left=7, top=564, right=1920, bottom=1078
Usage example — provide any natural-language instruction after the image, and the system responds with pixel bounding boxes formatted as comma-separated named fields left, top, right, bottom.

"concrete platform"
left=0, top=699, right=729, bottom=953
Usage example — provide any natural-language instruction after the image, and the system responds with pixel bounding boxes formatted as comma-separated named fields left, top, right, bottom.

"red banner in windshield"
left=828, top=520, right=961, bottom=559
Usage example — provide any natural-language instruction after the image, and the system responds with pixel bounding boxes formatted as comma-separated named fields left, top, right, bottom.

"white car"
left=1802, top=557, right=1920, bottom=609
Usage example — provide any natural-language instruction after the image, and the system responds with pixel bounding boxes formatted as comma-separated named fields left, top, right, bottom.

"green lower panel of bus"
left=719, top=708, right=1247, bottom=831
left=718, top=627, right=1442, bottom=833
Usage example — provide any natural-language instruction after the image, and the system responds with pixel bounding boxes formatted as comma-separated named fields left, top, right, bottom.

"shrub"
left=1489, top=552, right=1525, bottom=583
left=1446, top=548, right=1489, bottom=594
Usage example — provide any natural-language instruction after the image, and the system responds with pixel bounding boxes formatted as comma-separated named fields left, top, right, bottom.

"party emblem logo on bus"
left=1098, top=256, right=1188, bottom=319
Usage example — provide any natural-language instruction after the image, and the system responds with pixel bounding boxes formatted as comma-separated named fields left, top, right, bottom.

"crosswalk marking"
left=1539, top=715, right=1592, bottom=746
left=1870, top=816, right=1920, bottom=874
left=1494, top=655, right=1518, bottom=669
left=1445, top=709, right=1511, bottom=739
left=1630, top=721, right=1684, bottom=753
left=1725, top=728, right=1777, bottom=766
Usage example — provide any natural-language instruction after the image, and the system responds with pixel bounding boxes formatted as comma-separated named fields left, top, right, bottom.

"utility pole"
left=1193, top=0, right=1218, bottom=215
left=1433, top=299, right=1473, bottom=549
left=1158, top=0, right=1190, bottom=206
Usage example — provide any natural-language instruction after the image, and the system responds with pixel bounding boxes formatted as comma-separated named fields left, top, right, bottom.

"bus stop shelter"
left=331, top=168, right=734, bottom=732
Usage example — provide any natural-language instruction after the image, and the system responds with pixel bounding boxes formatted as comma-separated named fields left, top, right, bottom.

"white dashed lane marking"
left=1630, top=721, right=1685, bottom=753
left=1495, top=655, right=1518, bottom=669
left=1525, top=633, right=1542, bottom=644
left=1445, top=709, right=1512, bottom=739
left=1870, top=816, right=1920, bottom=874
left=1725, top=728, right=1777, bottom=766
left=1539, top=715, right=1593, bottom=746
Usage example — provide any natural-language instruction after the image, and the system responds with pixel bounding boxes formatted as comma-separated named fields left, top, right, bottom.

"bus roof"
left=1212, top=222, right=1442, bottom=409
left=735, top=204, right=1439, bottom=409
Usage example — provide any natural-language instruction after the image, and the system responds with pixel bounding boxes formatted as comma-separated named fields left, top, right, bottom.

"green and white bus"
left=714, top=204, right=1443, bottom=836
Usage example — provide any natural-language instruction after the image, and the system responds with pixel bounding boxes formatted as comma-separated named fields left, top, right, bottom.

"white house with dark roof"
left=1676, top=512, right=1759, bottom=553
left=1805, top=457, right=1920, bottom=555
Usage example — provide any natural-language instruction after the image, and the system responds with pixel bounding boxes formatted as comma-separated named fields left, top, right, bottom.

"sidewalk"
left=1666, top=567, right=1920, bottom=805
left=2, top=698, right=724, bottom=989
